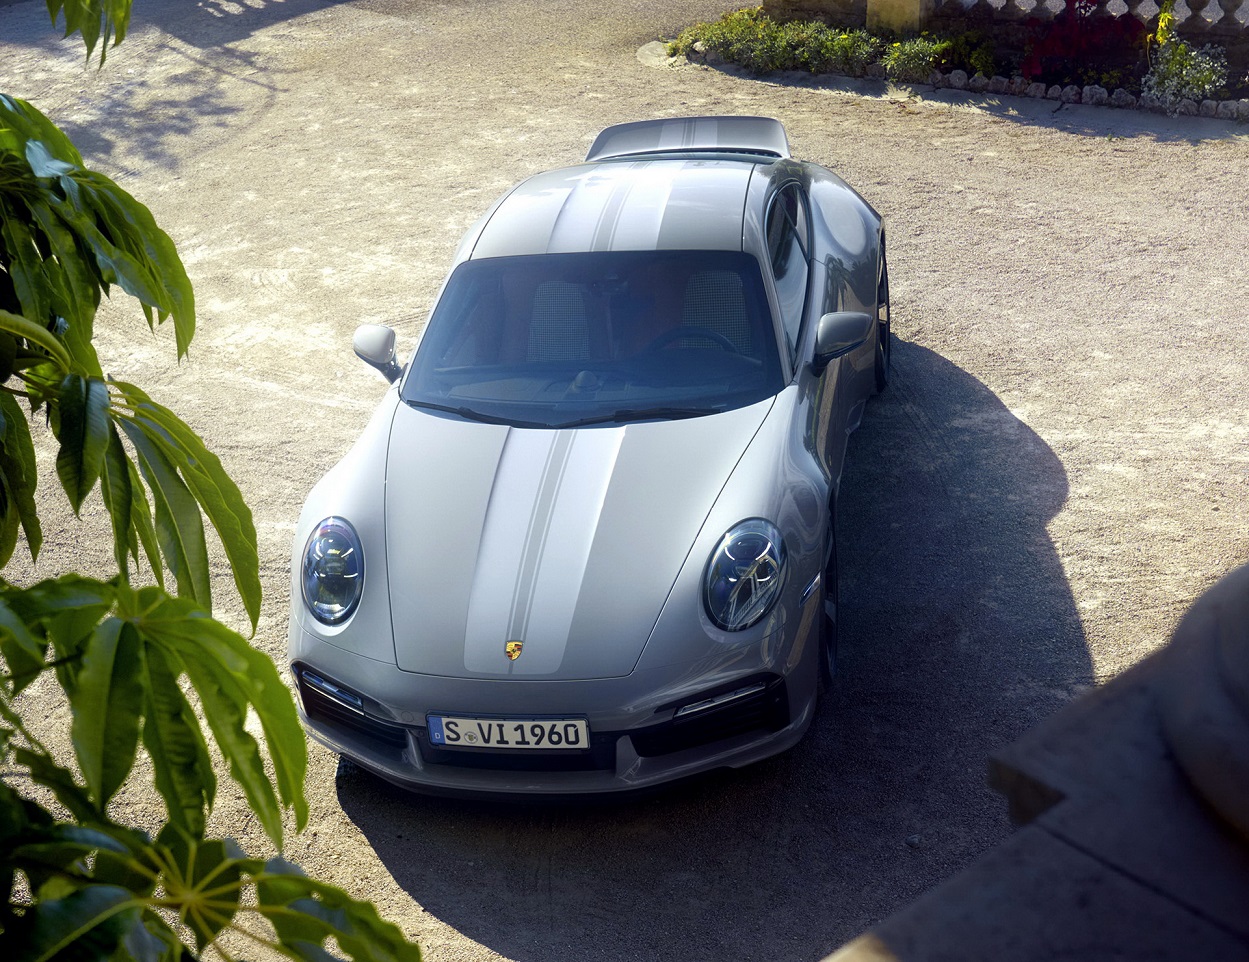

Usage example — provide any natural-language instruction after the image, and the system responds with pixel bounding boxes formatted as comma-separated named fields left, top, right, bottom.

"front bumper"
left=289, top=625, right=819, bottom=796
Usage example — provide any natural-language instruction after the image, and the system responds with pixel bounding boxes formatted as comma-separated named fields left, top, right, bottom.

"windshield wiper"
left=404, top=400, right=549, bottom=429
left=552, top=406, right=725, bottom=429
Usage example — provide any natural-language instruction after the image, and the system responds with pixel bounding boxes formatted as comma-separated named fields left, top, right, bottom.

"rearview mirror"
left=353, top=324, right=402, bottom=383
left=812, top=311, right=874, bottom=373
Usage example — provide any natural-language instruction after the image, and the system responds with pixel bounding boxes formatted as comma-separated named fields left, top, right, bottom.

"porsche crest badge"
left=505, top=640, right=523, bottom=661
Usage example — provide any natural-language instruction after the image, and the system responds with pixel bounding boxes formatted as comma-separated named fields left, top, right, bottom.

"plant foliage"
left=1, top=5, right=422, bottom=961
left=1141, top=0, right=1228, bottom=108
left=668, top=8, right=881, bottom=76
left=881, top=37, right=945, bottom=83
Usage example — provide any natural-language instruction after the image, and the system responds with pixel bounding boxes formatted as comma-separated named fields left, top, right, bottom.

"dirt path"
left=3, top=1, right=1247, bottom=959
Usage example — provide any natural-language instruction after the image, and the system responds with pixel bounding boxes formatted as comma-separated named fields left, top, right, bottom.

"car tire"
left=818, top=514, right=839, bottom=692
left=874, top=248, right=891, bottom=393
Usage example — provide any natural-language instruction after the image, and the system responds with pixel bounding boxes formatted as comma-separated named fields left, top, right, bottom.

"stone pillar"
left=866, top=0, right=934, bottom=33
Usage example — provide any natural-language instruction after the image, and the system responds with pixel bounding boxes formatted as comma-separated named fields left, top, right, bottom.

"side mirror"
left=353, top=324, right=402, bottom=383
left=812, top=311, right=874, bottom=373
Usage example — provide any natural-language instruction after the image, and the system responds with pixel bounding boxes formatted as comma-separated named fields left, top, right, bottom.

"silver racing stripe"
left=548, top=163, right=675, bottom=254
left=507, top=431, right=574, bottom=646
left=463, top=427, right=624, bottom=675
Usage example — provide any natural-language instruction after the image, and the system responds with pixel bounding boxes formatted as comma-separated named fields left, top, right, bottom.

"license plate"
left=427, top=715, right=590, bottom=751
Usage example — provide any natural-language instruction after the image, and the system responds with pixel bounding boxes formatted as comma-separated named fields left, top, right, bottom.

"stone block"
left=1026, top=82, right=1047, bottom=98
left=1082, top=85, right=1108, bottom=106
left=866, top=0, right=934, bottom=34
left=988, top=75, right=1009, bottom=94
left=1177, top=98, right=1199, bottom=116
left=1218, top=101, right=1239, bottom=120
left=1060, top=84, right=1081, bottom=103
left=948, top=69, right=968, bottom=90
left=1200, top=99, right=1218, bottom=117
left=968, top=73, right=989, bottom=93
left=1110, top=88, right=1137, bottom=109
left=1046, top=84, right=1062, bottom=100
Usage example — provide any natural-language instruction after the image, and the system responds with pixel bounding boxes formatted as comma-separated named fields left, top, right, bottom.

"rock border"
left=656, top=42, right=1249, bottom=124
left=926, top=66, right=1249, bottom=122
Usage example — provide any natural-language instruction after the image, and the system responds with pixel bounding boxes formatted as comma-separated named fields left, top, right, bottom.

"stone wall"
left=763, top=0, right=868, bottom=27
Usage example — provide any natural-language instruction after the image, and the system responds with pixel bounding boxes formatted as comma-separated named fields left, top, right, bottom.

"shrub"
left=938, top=31, right=997, bottom=78
left=669, top=10, right=882, bottom=77
left=1143, top=40, right=1228, bottom=105
left=882, top=37, right=947, bottom=83
left=668, top=7, right=794, bottom=73
left=806, top=29, right=885, bottom=77
left=1141, top=0, right=1228, bottom=106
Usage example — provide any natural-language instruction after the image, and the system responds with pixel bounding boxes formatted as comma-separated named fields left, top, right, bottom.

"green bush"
left=938, top=31, right=997, bottom=78
left=882, top=37, right=947, bottom=83
left=668, top=9, right=881, bottom=76
left=1142, top=39, right=1228, bottom=106
left=800, top=28, right=884, bottom=77
left=668, top=8, right=790, bottom=73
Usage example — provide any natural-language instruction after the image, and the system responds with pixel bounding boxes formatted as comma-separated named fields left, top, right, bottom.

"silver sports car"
left=289, top=116, right=890, bottom=795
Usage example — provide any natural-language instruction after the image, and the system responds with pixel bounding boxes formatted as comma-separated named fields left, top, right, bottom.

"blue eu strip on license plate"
left=427, top=715, right=589, bottom=750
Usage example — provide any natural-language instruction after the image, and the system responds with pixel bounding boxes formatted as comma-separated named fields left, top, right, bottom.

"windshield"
left=401, top=251, right=784, bottom=428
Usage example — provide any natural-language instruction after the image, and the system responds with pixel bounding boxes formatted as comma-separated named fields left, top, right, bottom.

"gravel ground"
left=3, top=1, right=1247, bottom=960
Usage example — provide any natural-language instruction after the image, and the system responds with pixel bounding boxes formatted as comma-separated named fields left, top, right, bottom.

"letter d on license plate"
left=427, top=715, right=589, bottom=750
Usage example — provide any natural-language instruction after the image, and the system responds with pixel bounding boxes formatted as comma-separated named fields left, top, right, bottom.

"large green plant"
left=1, top=7, right=420, bottom=962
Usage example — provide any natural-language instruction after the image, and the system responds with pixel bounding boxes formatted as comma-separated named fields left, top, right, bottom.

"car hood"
left=383, top=399, right=774, bottom=679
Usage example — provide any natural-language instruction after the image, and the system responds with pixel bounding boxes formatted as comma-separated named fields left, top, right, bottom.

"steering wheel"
left=641, top=326, right=740, bottom=355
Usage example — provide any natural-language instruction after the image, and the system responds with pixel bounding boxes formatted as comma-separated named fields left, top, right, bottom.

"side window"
left=765, top=184, right=810, bottom=362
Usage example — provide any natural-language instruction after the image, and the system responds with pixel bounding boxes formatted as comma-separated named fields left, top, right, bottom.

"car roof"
left=584, top=116, right=790, bottom=162
left=469, top=159, right=760, bottom=259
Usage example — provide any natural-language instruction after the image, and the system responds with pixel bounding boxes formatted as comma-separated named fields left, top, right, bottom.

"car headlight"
left=301, top=518, right=364, bottom=625
left=703, top=519, right=787, bottom=631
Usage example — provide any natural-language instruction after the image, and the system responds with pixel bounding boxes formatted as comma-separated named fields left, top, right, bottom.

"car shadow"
left=335, top=339, right=1092, bottom=962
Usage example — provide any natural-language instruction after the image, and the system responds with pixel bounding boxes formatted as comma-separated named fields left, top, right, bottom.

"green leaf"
left=10, top=824, right=137, bottom=881
left=0, top=95, right=85, bottom=166
left=2, top=575, right=116, bottom=692
left=137, top=640, right=213, bottom=839
left=28, top=198, right=104, bottom=374
left=56, top=374, right=111, bottom=513
left=25, top=139, right=76, bottom=178
left=255, top=859, right=423, bottom=962
left=70, top=618, right=144, bottom=807
left=81, top=179, right=194, bottom=356
left=112, top=381, right=260, bottom=627
left=100, top=423, right=136, bottom=580
left=0, top=308, right=72, bottom=372
left=8, top=883, right=137, bottom=962
left=0, top=392, right=42, bottom=562
left=125, top=587, right=308, bottom=842
left=0, top=203, right=53, bottom=327
left=0, top=594, right=46, bottom=693
left=117, top=418, right=211, bottom=608
left=167, top=837, right=245, bottom=951
left=10, top=745, right=101, bottom=824
left=125, top=452, right=165, bottom=587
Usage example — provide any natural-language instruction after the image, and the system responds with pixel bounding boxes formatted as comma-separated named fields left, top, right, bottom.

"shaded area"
left=833, top=565, right=1249, bottom=961
left=132, top=0, right=357, bottom=50
left=335, top=341, right=1093, bottom=962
